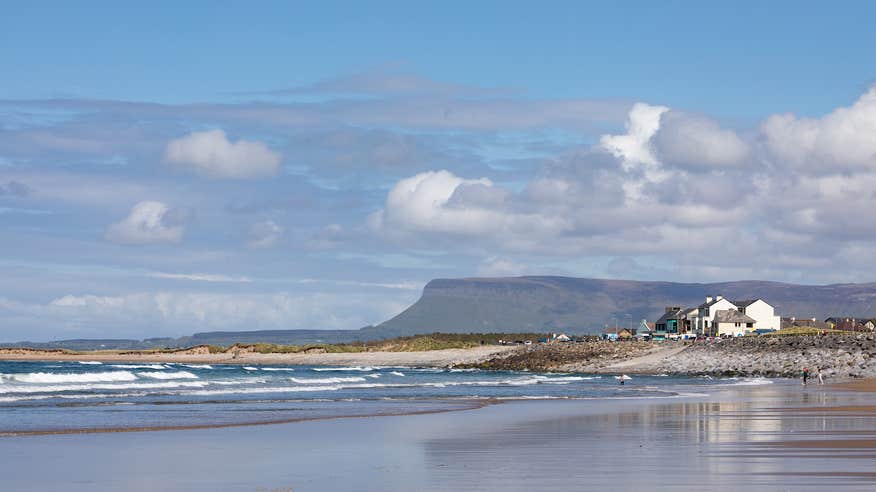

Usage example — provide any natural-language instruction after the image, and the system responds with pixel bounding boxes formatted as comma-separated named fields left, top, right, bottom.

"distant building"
left=782, top=317, right=831, bottom=330
left=654, top=306, right=697, bottom=335
left=654, top=296, right=781, bottom=337
left=733, top=299, right=781, bottom=331
left=826, top=317, right=876, bottom=332
left=603, top=327, right=634, bottom=340
left=694, top=296, right=737, bottom=335
left=713, top=309, right=756, bottom=337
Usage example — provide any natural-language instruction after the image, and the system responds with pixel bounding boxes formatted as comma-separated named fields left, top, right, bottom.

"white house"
left=713, top=309, right=756, bottom=337
left=691, top=296, right=781, bottom=335
left=694, top=296, right=737, bottom=335
left=733, top=299, right=781, bottom=331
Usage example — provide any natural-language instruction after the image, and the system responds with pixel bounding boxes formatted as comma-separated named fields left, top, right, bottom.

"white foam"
left=77, top=361, right=103, bottom=365
left=1, top=371, right=138, bottom=384
left=289, top=376, right=366, bottom=384
left=390, top=371, right=405, bottom=377
left=137, top=371, right=199, bottom=380
left=261, top=367, right=296, bottom=372
left=243, top=367, right=259, bottom=371
left=0, top=380, right=209, bottom=394
left=725, top=377, right=773, bottom=386
left=110, top=364, right=167, bottom=369
left=188, top=385, right=343, bottom=396
left=312, top=366, right=375, bottom=372
left=180, top=364, right=213, bottom=369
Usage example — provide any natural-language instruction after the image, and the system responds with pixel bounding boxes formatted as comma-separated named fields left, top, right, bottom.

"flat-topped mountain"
left=7, top=277, right=876, bottom=349
left=368, top=276, right=876, bottom=337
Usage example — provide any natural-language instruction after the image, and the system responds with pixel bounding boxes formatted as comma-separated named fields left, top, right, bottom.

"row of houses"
left=653, top=296, right=781, bottom=338
left=783, top=317, right=876, bottom=332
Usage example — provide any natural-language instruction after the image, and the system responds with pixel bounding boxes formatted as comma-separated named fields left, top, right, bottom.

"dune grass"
left=765, top=326, right=845, bottom=336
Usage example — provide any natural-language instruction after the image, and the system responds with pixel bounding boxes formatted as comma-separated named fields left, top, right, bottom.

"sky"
left=2, top=1, right=876, bottom=341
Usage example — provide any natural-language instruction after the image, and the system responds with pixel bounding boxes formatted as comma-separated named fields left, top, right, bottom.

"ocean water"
left=0, top=360, right=773, bottom=434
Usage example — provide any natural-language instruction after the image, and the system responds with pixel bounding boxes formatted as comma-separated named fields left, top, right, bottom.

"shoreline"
left=0, top=345, right=516, bottom=367
left=5, top=380, right=876, bottom=490
left=4, top=333, right=876, bottom=382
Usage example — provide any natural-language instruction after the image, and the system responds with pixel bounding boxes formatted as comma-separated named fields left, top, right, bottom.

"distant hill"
left=369, top=276, right=876, bottom=336
left=7, top=276, right=876, bottom=350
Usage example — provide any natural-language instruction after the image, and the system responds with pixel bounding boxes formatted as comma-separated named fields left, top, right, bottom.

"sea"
left=0, top=360, right=775, bottom=434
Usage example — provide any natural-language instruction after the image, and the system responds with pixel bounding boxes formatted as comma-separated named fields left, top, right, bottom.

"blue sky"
left=2, top=2, right=876, bottom=341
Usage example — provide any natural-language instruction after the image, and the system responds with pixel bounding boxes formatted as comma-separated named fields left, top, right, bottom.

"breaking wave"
left=137, top=371, right=199, bottom=380
left=0, top=380, right=209, bottom=394
left=289, top=376, right=367, bottom=384
left=1, top=371, right=138, bottom=384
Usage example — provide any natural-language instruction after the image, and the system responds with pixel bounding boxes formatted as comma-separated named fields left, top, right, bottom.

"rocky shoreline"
left=461, top=334, right=876, bottom=379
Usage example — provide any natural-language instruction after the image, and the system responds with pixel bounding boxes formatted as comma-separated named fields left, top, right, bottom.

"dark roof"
left=733, top=299, right=759, bottom=307
left=655, top=307, right=686, bottom=324
left=697, top=297, right=733, bottom=309
left=713, top=309, right=756, bottom=324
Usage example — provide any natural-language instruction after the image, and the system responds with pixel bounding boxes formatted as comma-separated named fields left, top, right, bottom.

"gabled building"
left=655, top=295, right=781, bottom=337
left=654, top=306, right=697, bottom=335
left=694, top=296, right=737, bottom=336
left=733, top=299, right=781, bottom=331
left=713, top=309, right=756, bottom=337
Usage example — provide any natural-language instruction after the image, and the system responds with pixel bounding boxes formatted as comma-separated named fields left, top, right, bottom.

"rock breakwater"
left=464, top=334, right=876, bottom=380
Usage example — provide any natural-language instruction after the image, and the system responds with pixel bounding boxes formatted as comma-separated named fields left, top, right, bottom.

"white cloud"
left=476, top=256, right=530, bottom=277
left=600, top=102, right=668, bottom=173
left=369, top=170, right=499, bottom=235
left=104, top=201, right=185, bottom=245
left=652, top=111, right=750, bottom=168
left=762, top=86, right=876, bottom=172
left=164, top=129, right=281, bottom=179
left=1, top=290, right=413, bottom=339
left=247, top=220, right=283, bottom=249
left=147, top=272, right=252, bottom=283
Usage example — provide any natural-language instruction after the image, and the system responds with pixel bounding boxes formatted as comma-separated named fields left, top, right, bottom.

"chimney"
left=705, top=296, right=713, bottom=303
left=716, top=295, right=724, bottom=301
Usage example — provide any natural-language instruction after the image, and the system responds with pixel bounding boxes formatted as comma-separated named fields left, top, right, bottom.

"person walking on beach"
left=816, top=366, right=824, bottom=385
left=802, top=367, right=810, bottom=386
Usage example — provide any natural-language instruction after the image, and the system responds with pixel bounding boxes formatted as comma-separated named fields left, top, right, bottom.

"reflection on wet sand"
left=421, top=384, right=876, bottom=490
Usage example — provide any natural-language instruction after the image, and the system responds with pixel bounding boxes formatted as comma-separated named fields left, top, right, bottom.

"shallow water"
left=1, top=382, right=874, bottom=491
left=0, top=360, right=766, bottom=433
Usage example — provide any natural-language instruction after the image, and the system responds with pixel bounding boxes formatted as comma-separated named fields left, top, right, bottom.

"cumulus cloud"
left=369, top=170, right=499, bottom=235
left=164, top=129, right=281, bottom=179
left=652, top=111, right=750, bottom=169
left=105, top=201, right=185, bottom=245
left=370, top=101, right=762, bottom=258
left=762, top=86, right=876, bottom=172
left=247, top=220, right=283, bottom=249
left=600, top=102, right=668, bottom=173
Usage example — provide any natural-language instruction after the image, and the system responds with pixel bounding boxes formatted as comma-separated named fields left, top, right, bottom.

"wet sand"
left=4, top=381, right=876, bottom=490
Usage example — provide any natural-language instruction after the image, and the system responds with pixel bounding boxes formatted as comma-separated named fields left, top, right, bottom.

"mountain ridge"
left=7, top=276, right=876, bottom=349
